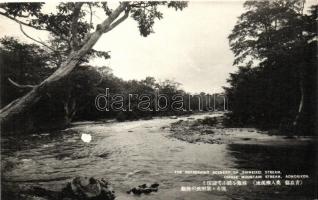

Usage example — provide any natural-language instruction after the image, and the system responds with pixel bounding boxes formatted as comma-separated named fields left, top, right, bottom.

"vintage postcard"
left=0, top=1, right=317, bottom=199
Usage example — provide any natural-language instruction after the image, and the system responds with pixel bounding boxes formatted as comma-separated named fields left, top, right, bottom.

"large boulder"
left=61, top=177, right=115, bottom=200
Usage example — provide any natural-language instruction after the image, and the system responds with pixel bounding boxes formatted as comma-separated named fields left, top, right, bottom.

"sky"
left=0, top=1, right=316, bottom=93
left=92, top=1, right=245, bottom=93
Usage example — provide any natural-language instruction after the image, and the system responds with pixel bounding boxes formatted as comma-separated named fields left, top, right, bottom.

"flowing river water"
left=1, top=113, right=317, bottom=200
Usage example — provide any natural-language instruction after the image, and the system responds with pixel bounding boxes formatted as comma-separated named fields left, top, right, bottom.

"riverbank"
left=2, top=112, right=317, bottom=200
left=167, top=115, right=315, bottom=145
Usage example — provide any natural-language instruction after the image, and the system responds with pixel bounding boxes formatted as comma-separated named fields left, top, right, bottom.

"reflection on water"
left=228, top=143, right=316, bottom=173
left=1, top=114, right=317, bottom=200
left=227, top=143, right=317, bottom=199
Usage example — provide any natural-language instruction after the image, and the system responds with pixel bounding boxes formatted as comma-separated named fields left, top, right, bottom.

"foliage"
left=0, top=2, right=188, bottom=133
left=1, top=37, right=228, bottom=129
left=225, top=1, right=317, bottom=135
left=228, top=0, right=307, bottom=66
left=0, top=37, right=53, bottom=107
left=0, top=2, right=188, bottom=65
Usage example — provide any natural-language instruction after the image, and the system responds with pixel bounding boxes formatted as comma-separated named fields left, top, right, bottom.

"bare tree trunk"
left=0, top=3, right=128, bottom=133
left=293, top=78, right=304, bottom=127
left=63, top=98, right=77, bottom=124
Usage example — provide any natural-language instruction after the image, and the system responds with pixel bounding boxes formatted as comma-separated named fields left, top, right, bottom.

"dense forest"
left=0, top=37, right=227, bottom=134
left=224, top=1, right=317, bottom=135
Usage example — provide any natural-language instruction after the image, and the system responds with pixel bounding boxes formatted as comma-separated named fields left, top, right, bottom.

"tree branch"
left=70, top=2, right=84, bottom=50
left=130, top=2, right=146, bottom=8
left=0, top=11, right=71, bottom=47
left=88, top=3, right=93, bottom=30
left=19, top=22, right=56, bottom=52
left=28, top=2, right=129, bottom=86
left=0, top=11, right=45, bottom=31
left=104, top=10, right=129, bottom=33
left=78, top=2, right=129, bottom=47
left=0, top=97, right=21, bottom=113
left=8, top=78, right=37, bottom=89
left=19, top=23, right=66, bottom=66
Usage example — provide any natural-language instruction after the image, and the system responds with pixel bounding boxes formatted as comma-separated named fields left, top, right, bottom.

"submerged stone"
left=127, top=183, right=160, bottom=195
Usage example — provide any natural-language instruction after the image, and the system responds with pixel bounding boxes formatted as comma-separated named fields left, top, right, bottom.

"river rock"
left=61, top=177, right=115, bottom=200
left=126, top=183, right=159, bottom=195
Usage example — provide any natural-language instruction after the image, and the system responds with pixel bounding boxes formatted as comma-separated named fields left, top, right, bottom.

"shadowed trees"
left=225, top=1, right=317, bottom=134
left=0, top=2, right=188, bottom=134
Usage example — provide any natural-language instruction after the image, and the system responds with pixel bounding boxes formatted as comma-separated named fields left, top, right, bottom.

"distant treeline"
left=224, top=2, right=317, bottom=135
left=0, top=37, right=226, bottom=133
left=1, top=1, right=316, bottom=136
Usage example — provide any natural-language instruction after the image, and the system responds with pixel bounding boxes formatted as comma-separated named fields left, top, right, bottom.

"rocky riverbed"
left=167, top=115, right=314, bottom=145
left=2, top=113, right=317, bottom=200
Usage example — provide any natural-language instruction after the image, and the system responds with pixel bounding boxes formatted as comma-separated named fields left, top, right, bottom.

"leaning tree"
left=0, top=2, right=187, bottom=133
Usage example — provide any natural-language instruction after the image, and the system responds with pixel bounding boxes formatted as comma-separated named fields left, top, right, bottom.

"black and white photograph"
left=0, top=1, right=317, bottom=199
